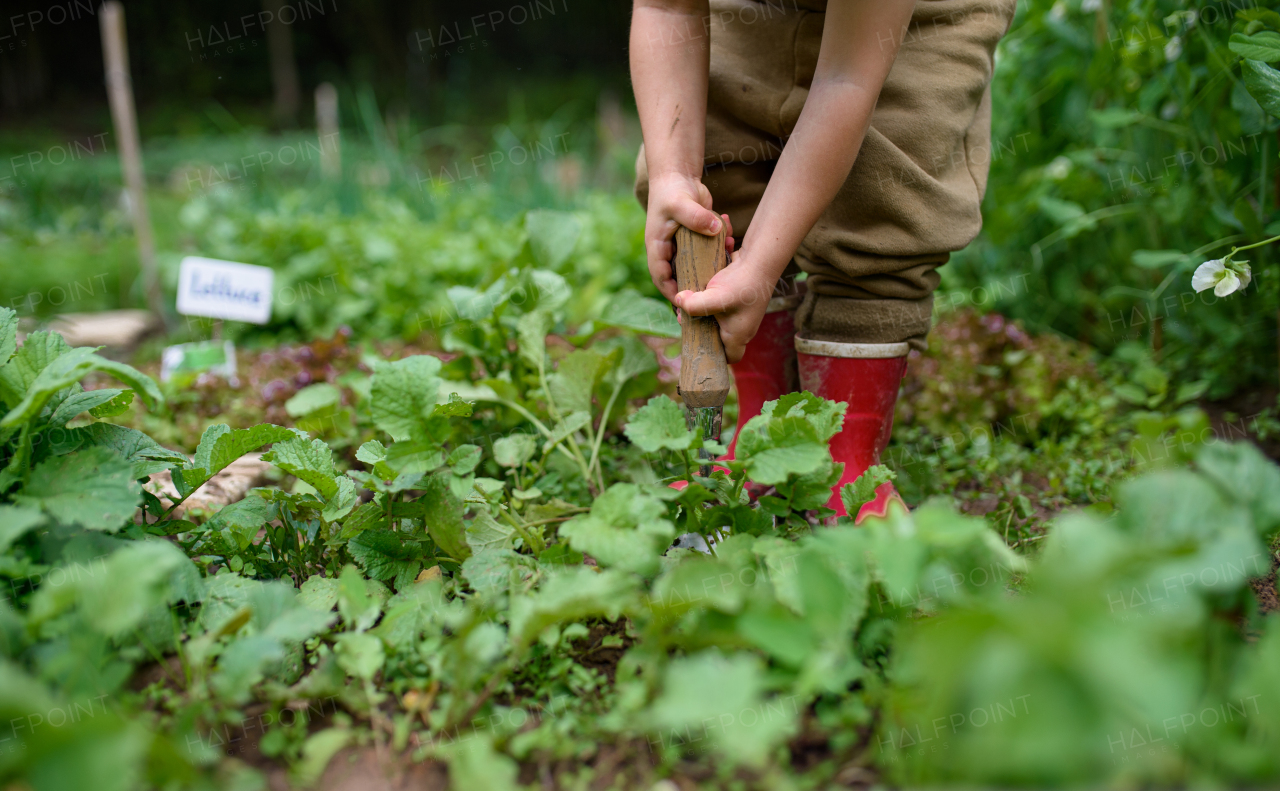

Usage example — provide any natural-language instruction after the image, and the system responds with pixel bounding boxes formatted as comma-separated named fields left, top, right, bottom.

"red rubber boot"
left=725, top=301, right=800, bottom=459
left=796, top=338, right=908, bottom=523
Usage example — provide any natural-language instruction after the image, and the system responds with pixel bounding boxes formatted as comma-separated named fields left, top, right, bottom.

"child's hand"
left=673, top=248, right=775, bottom=364
left=643, top=172, right=728, bottom=301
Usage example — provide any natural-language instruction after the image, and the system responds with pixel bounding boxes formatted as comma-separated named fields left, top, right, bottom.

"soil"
left=1249, top=551, right=1280, bottom=617
left=1201, top=386, right=1280, bottom=460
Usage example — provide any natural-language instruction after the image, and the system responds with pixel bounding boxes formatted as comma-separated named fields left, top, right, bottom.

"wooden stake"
left=264, top=0, right=301, bottom=125
left=315, top=83, right=341, bottom=178
left=100, top=2, right=166, bottom=323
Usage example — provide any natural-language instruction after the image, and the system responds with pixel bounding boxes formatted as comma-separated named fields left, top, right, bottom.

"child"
left=631, top=0, right=1016, bottom=520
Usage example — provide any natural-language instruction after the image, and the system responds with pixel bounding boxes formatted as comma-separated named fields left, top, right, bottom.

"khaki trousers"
left=635, top=0, right=1017, bottom=348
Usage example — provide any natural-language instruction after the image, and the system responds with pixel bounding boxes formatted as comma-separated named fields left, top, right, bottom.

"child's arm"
left=631, top=0, right=728, bottom=304
left=664, top=1, right=918, bottom=362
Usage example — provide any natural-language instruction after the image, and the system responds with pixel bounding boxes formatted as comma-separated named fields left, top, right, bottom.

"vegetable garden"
left=5, top=1, right=1280, bottom=789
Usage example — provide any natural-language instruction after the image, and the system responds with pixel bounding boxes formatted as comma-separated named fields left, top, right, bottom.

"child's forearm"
left=630, top=0, right=711, bottom=180
left=737, top=1, right=917, bottom=286
left=734, top=84, right=881, bottom=287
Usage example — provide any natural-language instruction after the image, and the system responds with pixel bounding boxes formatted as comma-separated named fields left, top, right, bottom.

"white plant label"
left=176, top=257, right=274, bottom=324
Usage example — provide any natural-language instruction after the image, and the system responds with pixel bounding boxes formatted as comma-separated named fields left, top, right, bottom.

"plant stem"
left=499, top=508, right=545, bottom=554
left=588, top=382, right=624, bottom=489
left=521, top=510, right=589, bottom=529
left=444, top=655, right=517, bottom=733
left=1226, top=233, right=1280, bottom=257
left=535, top=358, right=594, bottom=485
left=498, top=397, right=581, bottom=469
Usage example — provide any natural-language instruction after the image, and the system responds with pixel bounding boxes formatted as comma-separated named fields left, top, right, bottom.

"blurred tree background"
left=0, top=0, right=631, bottom=133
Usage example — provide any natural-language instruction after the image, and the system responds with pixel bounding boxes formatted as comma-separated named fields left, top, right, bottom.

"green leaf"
left=1038, top=195, right=1086, bottom=226
left=1230, top=31, right=1280, bottom=62
left=1233, top=79, right=1267, bottom=135
left=337, top=564, right=382, bottom=630
left=77, top=423, right=188, bottom=479
left=466, top=511, right=515, bottom=554
left=526, top=210, right=582, bottom=269
left=322, top=476, right=358, bottom=522
left=1, top=347, right=161, bottom=428
left=370, top=355, right=444, bottom=441
left=290, top=729, right=351, bottom=789
left=15, top=447, right=140, bottom=531
left=205, top=495, right=272, bottom=551
left=443, top=734, right=520, bottom=791
left=462, top=548, right=531, bottom=598
left=508, top=567, right=636, bottom=647
left=0, top=306, right=16, bottom=368
left=840, top=465, right=896, bottom=516
left=596, top=334, right=660, bottom=385
left=546, top=410, right=591, bottom=448
left=548, top=349, right=606, bottom=414
left=780, top=461, right=843, bottom=512
left=335, top=631, right=385, bottom=680
left=338, top=498, right=387, bottom=541
left=0, top=330, right=72, bottom=409
left=447, top=283, right=502, bottom=322
left=447, top=444, right=482, bottom=475
left=348, top=530, right=421, bottom=583
left=183, top=424, right=297, bottom=493
left=1242, top=59, right=1280, bottom=118
left=760, top=392, right=846, bottom=442
left=558, top=483, right=674, bottom=575
left=596, top=288, right=680, bottom=338
left=1195, top=442, right=1280, bottom=536
left=527, top=268, right=572, bottom=312
left=89, top=389, right=135, bottom=418
left=432, top=392, right=473, bottom=418
left=299, top=575, right=340, bottom=612
left=263, top=436, right=345, bottom=505
left=0, top=505, right=44, bottom=552
left=213, top=583, right=335, bottom=702
left=736, top=602, right=816, bottom=667
left=285, top=383, right=342, bottom=418
left=493, top=434, right=537, bottom=468
left=624, top=395, right=695, bottom=452
left=76, top=542, right=192, bottom=637
left=48, top=388, right=126, bottom=426
left=645, top=651, right=796, bottom=767
left=735, top=409, right=835, bottom=486
left=1130, top=250, right=1186, bottom=270
left=356, top=439, right=390, bottom=469
left=517, top=310, right=553, bottom=370
left=1088, top=107, right=1142, bottom=129
left=191, top=424, right=231, bottom=471
left=745, top=442, right=830, bottom=486
left=377, top=439, right=441, bottom=476
left=421, top=472, right=471, bottom=561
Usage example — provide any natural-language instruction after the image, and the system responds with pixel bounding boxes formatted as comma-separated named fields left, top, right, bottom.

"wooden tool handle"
left=673, top=225, right=731, bottom=409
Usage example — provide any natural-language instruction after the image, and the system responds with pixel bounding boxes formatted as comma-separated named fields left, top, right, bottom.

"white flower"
left=1046, top=156, right=1072, bottom=180
left=1049, top=1, right=1067, bottom=21
left=1233, top=261, right=1253, bottom=291
left=1165, top=36, right=1183, bottom=62
left=1081, top=0, right=1102, bottom=11
left=1192, top=259, right=1252, bottom=297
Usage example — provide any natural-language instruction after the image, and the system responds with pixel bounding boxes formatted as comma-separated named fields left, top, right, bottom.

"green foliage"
left=963, top=1, right=1280, bottom=396
left=2, top=301, right=1279, bottom=788
left=882, top=442, right=1280, bottom=786
left=169, top=186, right=649, bottom=344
